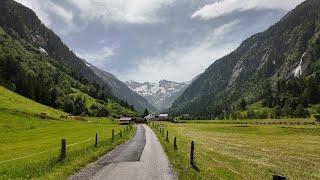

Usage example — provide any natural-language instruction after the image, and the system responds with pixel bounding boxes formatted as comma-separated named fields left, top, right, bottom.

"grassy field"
left=151, top=120, right=320, bottom=180
left=0, top=86, right=135, bottom=179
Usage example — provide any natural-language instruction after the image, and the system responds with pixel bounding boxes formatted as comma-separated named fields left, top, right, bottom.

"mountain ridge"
left=0, top=0, right=154, bottom=113
left=170, top=0, right=320, bottom=117
left=126, top=80, right=189, bottom=111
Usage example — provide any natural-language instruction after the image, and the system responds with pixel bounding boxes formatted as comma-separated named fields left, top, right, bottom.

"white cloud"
left=192, top=0, right=305, bottom=20
left=118, top=21, right=239, bottom=82
left=16, top=0, right=175, bottom=34
left=76, top=46, right=115, bottom=67
left=65, top=0, right=175, bottom=25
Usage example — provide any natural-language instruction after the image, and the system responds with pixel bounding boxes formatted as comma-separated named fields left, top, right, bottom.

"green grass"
left=0, top=86, right=135, bottom=179
left=177, top=118, right=316, bottom=124
left=70, top=88, right=139, bottom=117
left=0, top=86, right=66, bottom=119
left=151, top=121, right=320, bottom=180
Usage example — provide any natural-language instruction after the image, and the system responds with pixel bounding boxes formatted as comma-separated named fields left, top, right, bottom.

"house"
left=158, top=114, right=169, bottom=121
left=119, top=117, right=133, bottom=125
left=144, top=114, right=155, bottom=121
left=144, top=114, right=169, bottom=121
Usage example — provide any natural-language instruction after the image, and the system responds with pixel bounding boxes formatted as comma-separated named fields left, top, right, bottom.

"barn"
left=119, top=117, right=133, bottom=125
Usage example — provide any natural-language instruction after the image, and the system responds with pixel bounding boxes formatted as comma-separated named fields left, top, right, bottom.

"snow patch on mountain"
left=39, top=47, right=48, bottom=56
left=126, top=80, right=190, bottom=110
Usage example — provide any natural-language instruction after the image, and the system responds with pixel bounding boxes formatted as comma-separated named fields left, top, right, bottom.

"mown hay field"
left=152, top=121, right=320, bottom=179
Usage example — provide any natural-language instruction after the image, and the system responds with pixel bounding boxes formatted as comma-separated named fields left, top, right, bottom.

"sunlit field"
left=152, top=121, right=320, bottom=179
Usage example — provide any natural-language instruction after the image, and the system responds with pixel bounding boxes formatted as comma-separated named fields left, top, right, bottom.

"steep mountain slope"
left=0, top=0, right=151, bottom=113
left=0, top=0, right=109, bottom=92
left=89, top=64, right=157, bottom=112
left=0, top=0, right=139, bottom=116
left=126, top=80, right=189, bottom=110
left=171, top=0, right=320, bottom=117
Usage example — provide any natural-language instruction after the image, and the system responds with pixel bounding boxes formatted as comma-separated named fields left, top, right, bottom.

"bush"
left=294, top=105, right=310, bottom=118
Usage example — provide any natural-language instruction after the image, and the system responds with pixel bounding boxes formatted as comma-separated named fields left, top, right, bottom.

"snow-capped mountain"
left=126, top=80, right=190, bottom=110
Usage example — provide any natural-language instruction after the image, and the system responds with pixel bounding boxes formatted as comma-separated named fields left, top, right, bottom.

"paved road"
left=70, top=124, right=176, bottom=180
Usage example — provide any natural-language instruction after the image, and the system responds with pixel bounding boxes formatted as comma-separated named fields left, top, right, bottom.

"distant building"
left=158, top=114, right=169, bottom=121
left=144, top=114, right=155, bottom=121
left=144, top=114, right=169, bottom=121
left=119, top=117, right=133, bottom=125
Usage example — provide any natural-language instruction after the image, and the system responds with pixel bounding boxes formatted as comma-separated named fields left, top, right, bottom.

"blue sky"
left=15, top=0, right=305, bottom=83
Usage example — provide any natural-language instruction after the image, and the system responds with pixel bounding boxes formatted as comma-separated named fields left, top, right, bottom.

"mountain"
left=126, top=80, right=189, bottom=110
left=0, top=0, right=140, bottom=116
left=87, top=63, right=157, bottom=113
left=0, top=0, right=152, bottom=113
left=170, top=0, right=320, bottom=117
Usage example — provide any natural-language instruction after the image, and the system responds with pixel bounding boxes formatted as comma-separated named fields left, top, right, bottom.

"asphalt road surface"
left=70, top=124, right=176, bottom=180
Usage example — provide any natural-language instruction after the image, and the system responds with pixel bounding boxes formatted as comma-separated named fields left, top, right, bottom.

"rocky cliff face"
left=126, top=80, right=189, bottom=110
left=170, top=0, right=320, bottom=116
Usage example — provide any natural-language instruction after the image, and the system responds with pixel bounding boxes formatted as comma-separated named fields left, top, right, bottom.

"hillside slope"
left=89, top=64, right=157, bottom=113
left=171, top=0, right=320, bottom=117
left=0, top=0, right=152, bottom=113
left=0, top=86, right=66, bottom=119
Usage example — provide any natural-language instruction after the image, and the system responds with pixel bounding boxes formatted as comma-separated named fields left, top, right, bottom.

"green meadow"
left=152, top=121, right=320, bottom=180
left=0, top=86, right=134, bottom=179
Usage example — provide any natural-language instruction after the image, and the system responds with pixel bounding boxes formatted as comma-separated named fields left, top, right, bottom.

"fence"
left=0, top=124, right=134, bottom=164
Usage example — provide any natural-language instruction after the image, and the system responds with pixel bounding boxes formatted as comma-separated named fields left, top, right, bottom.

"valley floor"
left=152, top=120, right=320, bottom=179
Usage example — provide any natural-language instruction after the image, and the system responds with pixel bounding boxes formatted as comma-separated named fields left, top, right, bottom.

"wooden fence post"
left=162, top=128, right=164, bottom=137
left=190, top=141, right=194, bottom=166
left=166, top=131, right=169, bottom=142
left=95, top=133, right=98, bottom=148
left=60, top=139, right=66, bottom=160
left=273, top=175, right=286, bottom=180
left=174, top=137, right=177, bottom=150
left=112, top=129, right=114, bottom=142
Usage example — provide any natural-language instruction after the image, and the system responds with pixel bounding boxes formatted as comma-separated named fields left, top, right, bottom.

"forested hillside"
left=170, top=0, right=320, bottom=119
left=0, top=0, right=152, bottom=113
left=0, top=0, right=138, bottom=117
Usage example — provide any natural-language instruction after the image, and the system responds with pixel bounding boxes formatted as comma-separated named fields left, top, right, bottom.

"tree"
left=73, top=96, right=86, bottom=115
left=63, top=98, right=74, bottom=114
left=294, top=104, right=310, bottom=118
left=261, top=82, right=273, bottom=108
left=143, top=108, right=149, bottom=117
left=273, top=105, right=282, bottom=119
left=246, top=109, right=256, bottom=119
left=96, top=108, right=110, bottom=117
left=239, top=99, right=247, bottom=110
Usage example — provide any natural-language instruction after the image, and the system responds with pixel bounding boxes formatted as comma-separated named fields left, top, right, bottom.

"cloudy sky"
left=15, top=0, right=305, bottom=83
